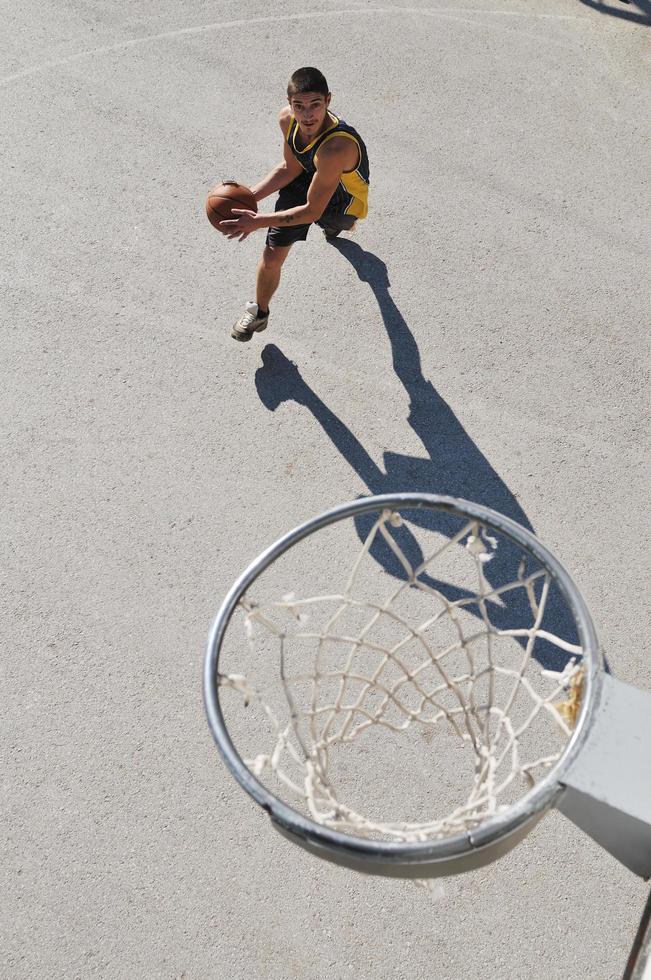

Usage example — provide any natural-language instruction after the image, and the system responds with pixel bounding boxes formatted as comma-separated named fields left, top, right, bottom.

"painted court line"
left=0, top=5, right=584, bottom=87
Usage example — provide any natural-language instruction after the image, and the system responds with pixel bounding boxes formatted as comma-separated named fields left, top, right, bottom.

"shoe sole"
left=231, top=319, right=269, bottom=342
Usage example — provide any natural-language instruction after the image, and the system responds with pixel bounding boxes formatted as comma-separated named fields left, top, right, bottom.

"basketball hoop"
left=204, top=494, right=651, bottom=880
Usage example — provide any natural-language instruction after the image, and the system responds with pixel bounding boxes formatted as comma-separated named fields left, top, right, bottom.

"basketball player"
left=220, top=67, right=370, bottom=341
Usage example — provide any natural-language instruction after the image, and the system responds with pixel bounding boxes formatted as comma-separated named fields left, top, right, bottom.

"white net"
left=219, top=508, right=584, bottom=843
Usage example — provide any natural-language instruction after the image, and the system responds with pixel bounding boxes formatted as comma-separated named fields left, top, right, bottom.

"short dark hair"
left=287, top=67, right=329, bottom=99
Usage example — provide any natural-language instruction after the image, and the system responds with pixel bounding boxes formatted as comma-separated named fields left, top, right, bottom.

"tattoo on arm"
left=279, top=214, right=296, bottom=224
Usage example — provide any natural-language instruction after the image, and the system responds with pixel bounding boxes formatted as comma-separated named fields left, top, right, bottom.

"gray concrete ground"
left=2, top=0, right=650, bottom=977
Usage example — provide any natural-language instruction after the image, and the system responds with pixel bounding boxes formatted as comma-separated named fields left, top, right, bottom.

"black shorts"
left=266, top=173, right=356, bottom=248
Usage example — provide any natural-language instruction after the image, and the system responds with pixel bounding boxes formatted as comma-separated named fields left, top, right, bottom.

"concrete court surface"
left=2, top=0, right=650, bottom=976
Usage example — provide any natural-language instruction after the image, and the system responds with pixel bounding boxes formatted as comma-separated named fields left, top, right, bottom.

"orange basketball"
left=206, top=181, right=257, bottom=231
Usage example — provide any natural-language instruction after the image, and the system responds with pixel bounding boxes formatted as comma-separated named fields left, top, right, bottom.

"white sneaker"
left=231, top=302, right=269, bottom=342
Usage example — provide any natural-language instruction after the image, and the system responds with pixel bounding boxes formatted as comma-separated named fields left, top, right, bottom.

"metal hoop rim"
left=203, top=493, right=602, bottom=870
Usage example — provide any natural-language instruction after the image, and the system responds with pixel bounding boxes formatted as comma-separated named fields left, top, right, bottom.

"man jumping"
left=220, top=67, right=370, bottom=341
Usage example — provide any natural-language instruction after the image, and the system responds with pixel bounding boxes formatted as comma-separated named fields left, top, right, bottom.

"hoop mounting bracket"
left=556, top=674, right=651, bottom=879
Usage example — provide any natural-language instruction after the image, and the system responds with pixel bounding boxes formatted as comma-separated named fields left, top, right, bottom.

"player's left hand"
left=219, top=209, right=259, bottom=241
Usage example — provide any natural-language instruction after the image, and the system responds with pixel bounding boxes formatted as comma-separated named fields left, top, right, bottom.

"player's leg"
left=231, top=174, right=312, bottom=342
left=318, top=213, right=357, bottom=240
left=256, top=243, right=292, bottom=313
left=231, top=243, right=293, bottom=342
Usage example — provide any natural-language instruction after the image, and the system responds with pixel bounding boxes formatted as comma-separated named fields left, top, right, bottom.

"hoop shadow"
left=255, top=240, right=582, bottom=671
left=576, top=0, right=650, bottom=25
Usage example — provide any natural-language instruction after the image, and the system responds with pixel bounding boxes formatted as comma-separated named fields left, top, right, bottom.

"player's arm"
left=249, top=108, right=304, bottom=203
left=222, top=140, right=352, bottom=238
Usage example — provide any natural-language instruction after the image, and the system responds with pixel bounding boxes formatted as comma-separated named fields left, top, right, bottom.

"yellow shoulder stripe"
left=314, top=131, right=361, bottom=173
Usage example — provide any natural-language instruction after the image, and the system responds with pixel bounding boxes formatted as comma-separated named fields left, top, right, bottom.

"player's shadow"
left=255, top=241, right=580, bottom=671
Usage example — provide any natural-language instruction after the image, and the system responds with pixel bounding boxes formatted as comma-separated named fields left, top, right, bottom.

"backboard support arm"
left=557, top=674, right=651, bottom=879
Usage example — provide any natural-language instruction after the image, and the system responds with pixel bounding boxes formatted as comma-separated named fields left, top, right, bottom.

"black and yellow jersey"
left=286, top=111, right=370, bottom=219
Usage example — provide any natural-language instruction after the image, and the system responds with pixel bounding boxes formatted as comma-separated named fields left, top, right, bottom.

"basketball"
left=206, top=181, right=257, bottom=231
